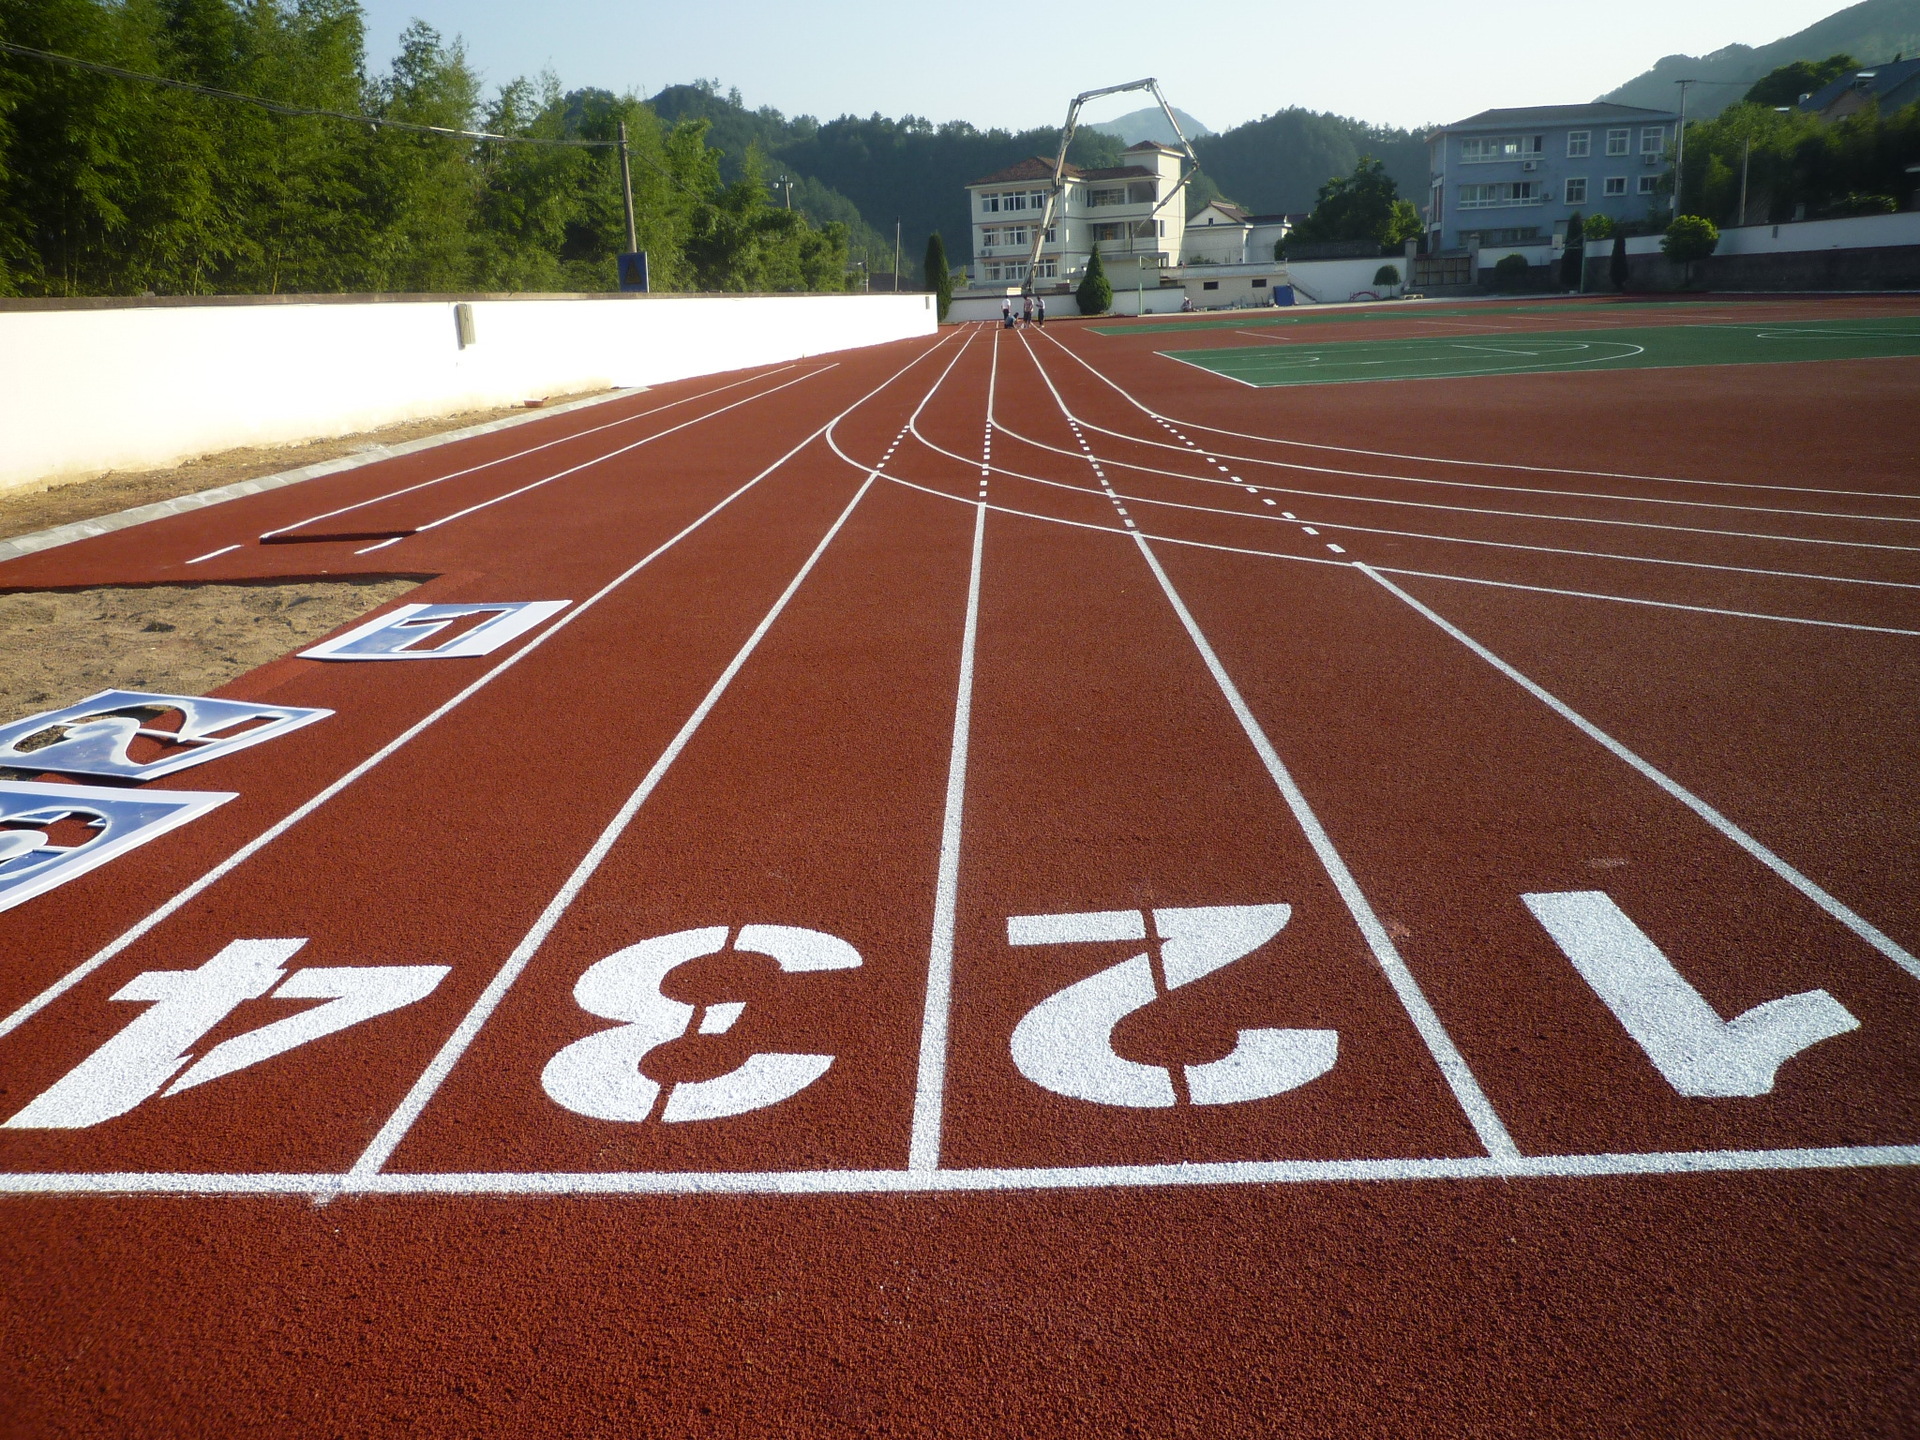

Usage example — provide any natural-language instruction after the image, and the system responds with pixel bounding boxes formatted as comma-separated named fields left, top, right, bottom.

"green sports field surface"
left=1086, top=300, right=1731, bottom=337
left=1158, top=316, right=1920, bottom=387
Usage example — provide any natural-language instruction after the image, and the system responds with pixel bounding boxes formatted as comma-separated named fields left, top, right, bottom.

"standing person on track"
left=1022, top=294, right=1033, bottom=327
left=1036, top=295, right=1047, bottom=326
left=1001, top=296, right=1012, bottom=328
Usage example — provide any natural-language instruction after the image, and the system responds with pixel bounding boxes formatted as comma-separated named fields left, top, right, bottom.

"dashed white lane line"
left=185, top=544, right=243, bottom=565
left=1262, top=498, right=1277, bottom=507
left=1327, top=543, right=1346, bottom=554
left=1303, top=526, right=1319, bottom=535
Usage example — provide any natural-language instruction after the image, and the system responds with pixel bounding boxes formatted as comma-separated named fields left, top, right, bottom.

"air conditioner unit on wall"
left=1523, top=161, right=1538, bottom=171
left=1643, top=154, right=1660, bottom=165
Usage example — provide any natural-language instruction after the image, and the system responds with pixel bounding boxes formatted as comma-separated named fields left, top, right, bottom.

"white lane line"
left=908, top=334, right=994, bottom=1172
left=9, top=1141, right=1920, bottom=1195
left=1371, top=566, right=1920, bottom=639
left=184, top=544, right=242, bottom=565
left=1034, top=325, right=1920, bottom=501
left=988, top=414, right=1920, bottom=555
left=353, top=473, right=884, bottom=1179
left=0, top=336, right=957, bottom=1049
left=856, top=473, right=1920, bottom=640
left=1023, top=337, right=1519, bottom=1159
left=260, top=366, right=801, bottom=541
left=353, top=536, right=403, bottom=555
left=354, top=330, right=981, bottom=1180
left=1360, top=563, right=1920, bottom=983
left=398, top=368, right=835, bottom=543
left=872, top=424, right=1920, bottom=634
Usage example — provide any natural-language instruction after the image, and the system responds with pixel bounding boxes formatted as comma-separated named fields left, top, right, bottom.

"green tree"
left=1609, top=232, right=1629, bottom=290
left=1076, top=243, right=1111, bottom=315
left=924, top=230, right=950, bottom=319
left=1662, top=214, right=1719, bottom=287
left=1582, top=212, right=1615, bottom=240
left=1743, top=54, right=1856, bottom=108
left=1559, top=211, right=1584, bottom=289
left=1286, top=156, right=1419, bottom=250
left=1491, top=252, right=1529, bottom=291
left=1372, top=263, right=1399, bottom=292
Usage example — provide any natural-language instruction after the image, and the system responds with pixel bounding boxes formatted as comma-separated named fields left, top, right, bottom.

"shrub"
left=1662, top=215, right=1720, bottom=265
left=1824, top=193, right=1899, bottom=217
left=1492, top=253, right=1530, bottom=290
left=1583, top=213, right=1616, bottom=240
left=1373, top=264, right=1401, bottom=287
left=1609, top=233, right=1629, bottom=290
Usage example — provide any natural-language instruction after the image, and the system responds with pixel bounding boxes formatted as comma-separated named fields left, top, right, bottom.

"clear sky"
left=357, top=0, right=1848, bottom=133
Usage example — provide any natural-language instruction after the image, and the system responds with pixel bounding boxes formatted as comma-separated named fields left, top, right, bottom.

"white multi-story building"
left=965, top=141, right=1188, bottom=292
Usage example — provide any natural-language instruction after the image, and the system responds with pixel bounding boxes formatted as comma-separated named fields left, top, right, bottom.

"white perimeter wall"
left=1618, top=210, right=1920, bottom=256
left=0, top=291, right=935, bottom=492
left=1283, top=257, right=1409, bottom=304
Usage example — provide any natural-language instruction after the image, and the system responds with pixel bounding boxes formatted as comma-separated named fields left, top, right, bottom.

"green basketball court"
left=1157, top=316, right=1920, bottom=387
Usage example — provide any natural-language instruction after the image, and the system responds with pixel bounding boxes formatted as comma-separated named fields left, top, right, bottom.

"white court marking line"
left=260, top=365, right=802, bottom=540
left=364, top=367, right=836, bottom=550
left=908, top=328, right=994, bottom=1172
left=988, top=414, right=1920, bottom=554
left=0, top=333, right=958, bottom=1048
left=184, top=544, right=242, bottom=565
left=1021, top=334, right=1519, bottom=1159
left=1036, top=326, right=1920, bottom=501
left=8, top=1141, right=1920, bottom=1194
left=353, top=329, right=983, bottom=1180
left=1158, top=342, right=1645, bottom=388
left=1372, top=566, right=1920, bottom=638
left=1360, top=563, right=1920, bottom=983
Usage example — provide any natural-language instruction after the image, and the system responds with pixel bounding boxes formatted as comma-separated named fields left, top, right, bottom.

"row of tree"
left=0, top=0, right=853, bottom=296
left=1673, top=95, right=1920, bottom=229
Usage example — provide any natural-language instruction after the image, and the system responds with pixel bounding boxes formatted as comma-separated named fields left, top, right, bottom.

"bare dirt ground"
left=0, top=394, right=610, bottom=544
left=0, top=579, right=419, bottom=725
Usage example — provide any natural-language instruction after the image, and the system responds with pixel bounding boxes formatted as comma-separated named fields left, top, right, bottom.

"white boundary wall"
left=1619, top=210, right=1920, bottom=256
left=0, top=291, right=935, bottom=492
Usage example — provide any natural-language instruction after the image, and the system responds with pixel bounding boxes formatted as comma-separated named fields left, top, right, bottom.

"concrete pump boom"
left=1022, top=78, right=1203, bottom=295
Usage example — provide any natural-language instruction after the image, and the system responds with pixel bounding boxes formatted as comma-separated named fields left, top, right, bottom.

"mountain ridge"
left=1601, top=0, right=1920, bottom=116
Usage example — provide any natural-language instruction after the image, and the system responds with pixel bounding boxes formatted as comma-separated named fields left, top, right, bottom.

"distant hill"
left=1602, top=0, right=1920, bottom=117
left=1193, top=109, right=1429, bottom=217
left=1086, top=106, right=1213, bottom=147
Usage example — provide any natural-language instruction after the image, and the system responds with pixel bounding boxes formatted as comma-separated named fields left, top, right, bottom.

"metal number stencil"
left=0, top=781, right=235, bottom=914
left=0, top=691, right=333, bottom=782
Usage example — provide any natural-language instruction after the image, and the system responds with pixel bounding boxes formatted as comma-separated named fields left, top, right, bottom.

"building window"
left=1567, top=131, right=1591, bottom=158
left=1202, top=280, right=1219, bottom=290
left=1088, top=186, right=1128, bottom=207
left=1487, top=227, right=1540, bottom=244
left=1604, top=176, right=1627, bottom=197
left=1461, top=135, right=1545, bottom=162
left=1252, top=276, right=1268, bottom=287
left=1089, top=221, right=1128, bottom=243
left=1606, top=128, right=1630, bottom=156
left=1034, top=259, right=1058, bottom=279
left=1564, top=177, right=1588, bottom=205
left=1640, top=127, right=1665, bottom=154
left=1459, top=181, right=1543, bottom=209
left=1637, top=174, right=1660, bottom=195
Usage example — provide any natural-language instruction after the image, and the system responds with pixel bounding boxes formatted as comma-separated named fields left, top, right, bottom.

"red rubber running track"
left=3, top=295, right=1919, bottom=1434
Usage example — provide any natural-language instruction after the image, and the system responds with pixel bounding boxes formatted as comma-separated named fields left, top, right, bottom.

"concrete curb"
left=0, top=387, right=641, bottom=567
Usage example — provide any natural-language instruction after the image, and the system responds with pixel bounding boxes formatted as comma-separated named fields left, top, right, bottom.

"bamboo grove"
left=0, top=0, right=854, bottom=296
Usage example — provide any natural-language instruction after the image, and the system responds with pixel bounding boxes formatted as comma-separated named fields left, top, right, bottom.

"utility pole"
left=1738, top=133, right=1752, bottom=226
left=1671, top=80, right=1694, bottom=220
left=617, top=121, right=638, bottom=252
left=775, top=175, right=793, bottom=210
left=894, top=221, right=902, bottom=292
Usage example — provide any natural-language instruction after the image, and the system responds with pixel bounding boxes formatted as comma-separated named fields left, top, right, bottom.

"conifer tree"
left=1559, top=212, right=1584, bottom=290
left=924, top=231, right=951, bottom=320
left=1076, top=243, right=1111, bottom=315
left=1609, top=232, right=1629, bottom=291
